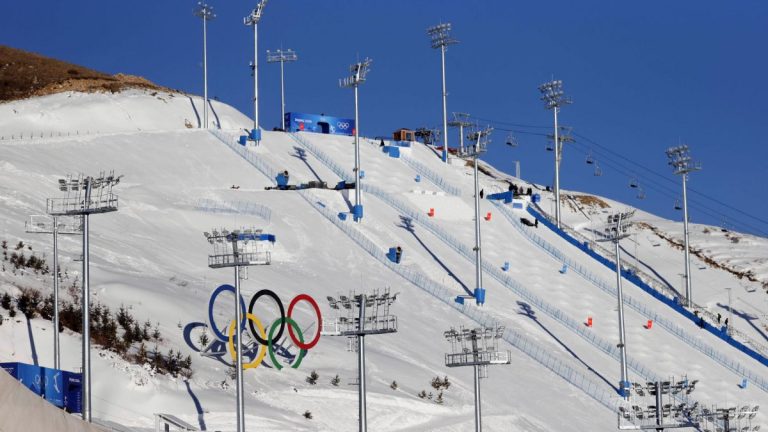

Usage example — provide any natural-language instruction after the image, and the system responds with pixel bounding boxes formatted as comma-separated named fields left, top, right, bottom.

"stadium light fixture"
left=538, top=79, right=572, bottom=228
left=596, top=210, right=635, bottom=399
left=47, top=171, right=121, bottom=422
left=204, top=227, right=272, bottom=432
left=194, top=2, right=216, bottom=129
left=323, top=288, right=398, bottom=432
left=244, top=0, right=268, bottom=141
left=665, top=144, right=701, bottom=308
left=25, top=214, right=82, bottom=370
left=427, top=23, right=458, bottom=163
left=266, top=48, right=298, bottom=131
left=339, top=57, right=373, bottom=223
left=619, top=376, right=702, bottom=431
left=444, top=324, right=511, bottom=432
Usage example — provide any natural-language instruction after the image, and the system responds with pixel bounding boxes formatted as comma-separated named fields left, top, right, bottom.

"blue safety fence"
left=296, top=189, right=624, bottom=413
left=526, top=204, right=768, bottom=372
left=492, top=201, right=768, bottom=393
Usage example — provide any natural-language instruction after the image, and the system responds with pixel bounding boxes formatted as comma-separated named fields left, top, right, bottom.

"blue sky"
left=4, top=1, right=768, bottom=235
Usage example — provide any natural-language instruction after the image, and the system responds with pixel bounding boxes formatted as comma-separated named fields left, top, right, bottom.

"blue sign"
left=0, top=362, right=82, bottom=413
left=284, top=112, right=355, bottom=136
left=44, top=368, right=64, bottom=407
left=17, top=363, right=43, bottom=395
left=63, top=371, right=83, bottom=413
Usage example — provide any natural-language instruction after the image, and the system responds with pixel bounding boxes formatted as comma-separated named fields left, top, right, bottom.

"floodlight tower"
left=47, top=171, right=121, bottom=422
left=448, top=112, right=472, bottom=156
left=339, top=58, right=373, bottom=223
left=619, top=376, right=701, bottom=431
left=596, top=210, right=635, bottom=398
left=25, top=215, right=83, bottom=370
left=204, top=227, right=272, bottom=432
left=665, top=144, right=701, bottom=308
left=266, top=48, right=298, bottom=130
left=698, top=404, right=760, bottom=432
left=456, top=125, right=493, bottom=306
left=244, top=0, right=268, bottom=141
left=324, top=289, right=398, bottom=432
left=194, top=2, right=216, bottom=129
left=538, top=79, right=572, bottom=228
left=444, top=325, right=511, bottom=432
left=427, top=23, right=458, bottom=163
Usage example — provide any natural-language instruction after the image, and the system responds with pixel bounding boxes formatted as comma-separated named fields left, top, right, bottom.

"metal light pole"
left=194, top=2, right=216, bottom=129
left=538, top=79, right=571, bottom=228
left=456, top=126, right=492, bottom=306
left=444, top=325, right=510, bottom=432
left=448, top=112, right=472, bottom=157
left=597, top=210, right=635, bottom=399
left=324, top=289, right=398, bottom=432
left=25, top=215, right=82, bottom=369
left=266, top=48, right=298, bottom=130
left=47, top=172, right=121, bottom=422
left=340, top=58, right=372, bottom=223
left=204, top=228, right=272, bottom=432
left=665, top=145, right=701, bottom=308
left=726, top=287, right=733, bottom=337
left=428, top=23, right=458, bottom=163
left=244, top=0, right=268, bottom=141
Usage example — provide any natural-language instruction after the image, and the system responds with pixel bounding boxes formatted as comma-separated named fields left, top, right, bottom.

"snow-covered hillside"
left=1, top=91, right=766, bottom=431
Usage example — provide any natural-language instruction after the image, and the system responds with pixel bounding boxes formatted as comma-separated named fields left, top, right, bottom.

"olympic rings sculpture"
left=207, top=284, right=322, bottom=370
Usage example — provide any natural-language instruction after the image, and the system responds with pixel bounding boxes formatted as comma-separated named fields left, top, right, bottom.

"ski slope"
left=0, top=90, right=766, bottom=431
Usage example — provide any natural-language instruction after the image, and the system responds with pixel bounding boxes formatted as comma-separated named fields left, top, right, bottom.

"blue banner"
left=44, top=368, right=65, bottom=407
left=63, top=371, right=83, bottom=413
left=285, top=112, right=355, bottom=136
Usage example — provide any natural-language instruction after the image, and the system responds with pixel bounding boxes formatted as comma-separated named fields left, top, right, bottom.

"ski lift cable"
left=568, top=138, right=768, bottom=231
left=572, top=131, right=768, bottom=228
left=474, top=117, right=768, bottom=234
left=565, top=144, right=768, bottom=235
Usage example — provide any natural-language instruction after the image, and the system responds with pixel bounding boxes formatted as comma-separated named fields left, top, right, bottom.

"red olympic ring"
left=287, top=294, right=322, bottom=350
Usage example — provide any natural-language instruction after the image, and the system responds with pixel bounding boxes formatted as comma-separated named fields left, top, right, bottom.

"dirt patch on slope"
left=0, top=45, right=176, bottom=102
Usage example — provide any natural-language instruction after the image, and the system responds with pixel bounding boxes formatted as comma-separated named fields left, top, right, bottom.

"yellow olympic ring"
left=228, top=313, right=268, bottom=370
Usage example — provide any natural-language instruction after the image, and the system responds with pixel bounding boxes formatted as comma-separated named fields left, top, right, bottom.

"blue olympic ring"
left=208, top=284, right=247, bottom=342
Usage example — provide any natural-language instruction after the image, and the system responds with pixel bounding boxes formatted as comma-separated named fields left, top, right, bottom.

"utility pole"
left=266, top=49, right=298, bottom=131
left=340, top=58, right=373, bottom=223
left=48, top=172, right=121, bottom=422
left=25, top=215, right=82, bottom=370
left=538, top=79, right=572, bottom=228
left=428, top=23, right=458, bottom=163
left=597, top=210, right=635, bottom=399
left=665, top=144, right=701, bottom=308
left=244, top=0, right=268, bottom=142
left=194, top=2, right=216, bottom=129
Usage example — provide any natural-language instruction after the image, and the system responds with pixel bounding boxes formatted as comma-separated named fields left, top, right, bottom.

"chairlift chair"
left=674, top=199, right=682, bottom=210
left=593, top=162, right=602, bottom=177
left=506, top=133, right=518, bottom=147
left=629, top=177, right=639, bottom=188
left=585, top=153, right=594, bottom=164
left=545, top=142, right=554, bottom=152
left=637, top=187, right=646, bottom=200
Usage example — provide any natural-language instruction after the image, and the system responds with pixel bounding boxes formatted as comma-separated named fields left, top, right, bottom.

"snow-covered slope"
left=0, top=92, right=766, bottom=431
